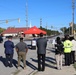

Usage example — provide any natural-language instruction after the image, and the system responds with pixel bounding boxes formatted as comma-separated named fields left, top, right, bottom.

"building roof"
left=24, top=26, right=46, bottom=34
left=2, top=27, right=28, bottom=34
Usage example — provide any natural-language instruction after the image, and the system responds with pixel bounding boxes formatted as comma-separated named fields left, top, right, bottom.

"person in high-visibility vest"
left=63, top=35, right=72, bottom=66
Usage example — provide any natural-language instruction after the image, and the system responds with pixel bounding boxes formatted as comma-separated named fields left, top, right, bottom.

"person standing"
left=15, top=38, right=28, bottom=69
left=0, top=34, right=3, bottom=43
left=36, top=33, right=47, bottom=71
left=4, top=36, right=14, bottom=67
left=63, top=35, right=72, bottom=66
left=31, top=37, right=36, bottom=49
left=55, top=37, right=64, bottom=70
left=70, top=36, right=76, bottom=64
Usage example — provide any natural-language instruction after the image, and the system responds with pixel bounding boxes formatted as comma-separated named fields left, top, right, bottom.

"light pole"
left=72, top=0, right=75, bottom=35
left=0, top=18, right=20, bottom=24
left=46, top=24, right=47, bottom=39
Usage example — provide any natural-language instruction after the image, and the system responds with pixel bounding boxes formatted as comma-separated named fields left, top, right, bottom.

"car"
left=0, top=36, right=3, bottom=43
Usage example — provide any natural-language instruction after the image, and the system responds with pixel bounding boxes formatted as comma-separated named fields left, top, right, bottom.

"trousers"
left=18, top=52, right=26, bottom=68
left=55, top=54, right=63, bottom=69
left=5, top=54, right=13, bottom=66
left=38, top=54, right=45, bottom=71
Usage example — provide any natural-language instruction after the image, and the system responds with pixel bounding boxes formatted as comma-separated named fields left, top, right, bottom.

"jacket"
left=36, top=37, right=47, bottom=54
left=4, top=40, right=14, bottom=54
left=63, top=40, right=72, bottom=53
left=55, top=41, right=64, bottom=54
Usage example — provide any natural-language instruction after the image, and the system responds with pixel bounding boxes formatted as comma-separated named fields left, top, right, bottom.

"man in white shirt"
left=70, top=36, right=76, bottom=64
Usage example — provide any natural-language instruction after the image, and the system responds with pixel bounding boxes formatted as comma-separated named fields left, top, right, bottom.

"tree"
left=0, top=27, right=6, bottom=33
left=60, top=27, right=71, bottom=35
left=39, top=26, right=60, bottom=35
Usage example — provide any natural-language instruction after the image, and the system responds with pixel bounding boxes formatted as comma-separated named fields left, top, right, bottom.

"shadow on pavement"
left=0, top=56, right=18, bottom=68
left=31, top=57, right=56, bottom=69
left=45, top=57, right=56, bottom=64
left=13, top=59, right=18, bottom=68
left=46, top=49, right=55, bottom=53
left=26, top=60, right=37, bottom=70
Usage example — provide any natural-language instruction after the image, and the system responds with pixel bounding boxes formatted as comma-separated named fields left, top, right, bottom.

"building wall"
left=3, top=33, right=17, bottom=37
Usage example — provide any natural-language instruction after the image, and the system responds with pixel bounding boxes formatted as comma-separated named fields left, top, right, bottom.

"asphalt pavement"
left=16, top=38, right=76, bottom=75
left=0, top=38, right=36, bottom=75
left=0, top=38, right=76, bottom=75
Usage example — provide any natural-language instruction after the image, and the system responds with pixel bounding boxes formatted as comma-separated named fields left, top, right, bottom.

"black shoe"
left=41, top=69, right=45, bottom=71
left=41, top=70, right=44, bottom=71
left=5, top=65, right=8, bottom=67
left=38, top=69, right=42, bottom=71
left=9, top=65, right=13, bottom=67
left=5, top=64, right=9, bottom=67
left=38, top=70, right=41, bottom=71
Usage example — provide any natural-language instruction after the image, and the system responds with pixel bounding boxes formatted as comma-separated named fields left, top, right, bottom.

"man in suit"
left=36, top=33, right=47, bottom=71
left=4, top=36, right=14, bottom=67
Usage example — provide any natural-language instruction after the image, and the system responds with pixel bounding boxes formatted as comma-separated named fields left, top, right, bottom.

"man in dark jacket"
left=4, top=36, right=14, bottom=67
left=36, top=33, right=47, bottom=71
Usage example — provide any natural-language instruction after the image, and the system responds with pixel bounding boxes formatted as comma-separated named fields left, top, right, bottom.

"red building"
left=2, top=27, right=28, bottom=37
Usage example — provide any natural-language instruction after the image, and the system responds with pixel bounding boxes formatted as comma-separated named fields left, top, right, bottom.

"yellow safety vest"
left=63, top=40, right=72, bottom=53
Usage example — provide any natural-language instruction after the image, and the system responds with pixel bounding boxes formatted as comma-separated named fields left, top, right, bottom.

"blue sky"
left=0, top=0, right=75, bottom=30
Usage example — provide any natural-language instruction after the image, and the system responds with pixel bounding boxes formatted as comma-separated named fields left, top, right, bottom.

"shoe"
left=5, top=65, right=8, bottom=67
left=38, top=68, right=41, bottom=71
left=57, top=67, right=60, bottom=70
left=5, top=64, right=9, bottom=67
left=9, top=65, right=13, bottom=67
left=38, top=69, right=41, bottom=71
left=41, top=70, right=44, bottom=71
left=23, top=67, right=26, bottom=70
left=17, top=67, right=21, bottom=70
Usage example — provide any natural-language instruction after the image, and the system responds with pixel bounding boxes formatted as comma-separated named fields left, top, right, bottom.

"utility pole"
left=40, top=18, right=42, bottom=27
left=72, top=0, right=75, bottom=35
left=46, top=23, right=47, bottom=39
left=26, top=0, right=28, bottom=30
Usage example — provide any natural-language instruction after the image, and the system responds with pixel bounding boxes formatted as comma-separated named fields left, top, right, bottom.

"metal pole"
left=46, top=23, right=47, bottom=39
left=26, top=0, right=28, bottom=30
left=69, top=26, right=70, bottom=35
left=72, top=0, right=75, bottom=35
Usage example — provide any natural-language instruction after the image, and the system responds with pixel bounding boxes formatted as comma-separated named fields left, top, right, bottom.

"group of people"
left=4, top=36, right=28, bottom=69
left=3, top=33, right=47, bottom=71
left=55, top=35, right=76, bottom=70
left=3, top=33, right=76, bottom=72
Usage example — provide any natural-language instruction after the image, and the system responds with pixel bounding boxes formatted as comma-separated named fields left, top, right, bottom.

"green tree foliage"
left=39, top=26, right=60, bottom=35
left=0, top=27, right=6, bottom=33
left=60, top=27, right=71, bottom=35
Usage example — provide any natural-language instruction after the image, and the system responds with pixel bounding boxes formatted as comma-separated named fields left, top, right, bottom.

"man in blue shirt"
left=4, top=36, right=14, bottom=67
